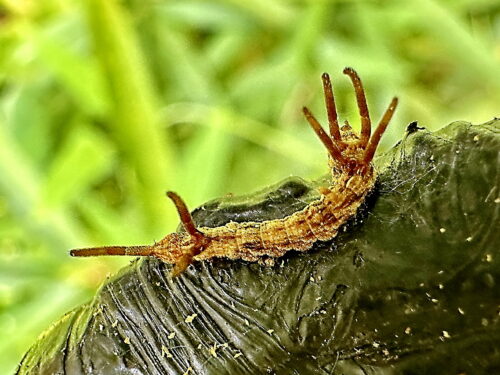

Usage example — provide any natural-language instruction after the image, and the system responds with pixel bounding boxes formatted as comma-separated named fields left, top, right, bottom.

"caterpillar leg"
left=166, top=192, right=208, bottom=276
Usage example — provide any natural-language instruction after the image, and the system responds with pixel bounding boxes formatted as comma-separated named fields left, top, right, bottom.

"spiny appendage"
left=70, top=192, right=210, bottom=277
left=70, top=68, right=398, bottom=276
left=302, top=67, right=398, bottom=175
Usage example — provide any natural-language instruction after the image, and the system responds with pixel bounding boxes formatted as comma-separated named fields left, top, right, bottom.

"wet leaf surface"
left=17, top=120, right=500, bottom=374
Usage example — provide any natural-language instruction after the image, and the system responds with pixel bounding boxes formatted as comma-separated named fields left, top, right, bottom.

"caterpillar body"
left=71, top=68, right=398, bottom=276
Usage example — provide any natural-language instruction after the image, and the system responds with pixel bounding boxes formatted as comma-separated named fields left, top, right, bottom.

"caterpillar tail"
left=70, top=245, right=154, bottom=258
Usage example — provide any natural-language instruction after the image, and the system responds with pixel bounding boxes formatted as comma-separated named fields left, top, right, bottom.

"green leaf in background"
left=33, top=25, right=110, bottom=118
left=85, top=0, right=177, bottom=232
left=40, top=123, right=115, bottom=209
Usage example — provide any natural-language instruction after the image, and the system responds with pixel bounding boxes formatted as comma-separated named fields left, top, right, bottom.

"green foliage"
left=0, top=0, right=499, bottom=373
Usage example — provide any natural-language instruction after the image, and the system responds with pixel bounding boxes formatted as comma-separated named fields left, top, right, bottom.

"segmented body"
left=187, top=173, right=373, bottom=263
left=71, top=68, right=397, bottom=276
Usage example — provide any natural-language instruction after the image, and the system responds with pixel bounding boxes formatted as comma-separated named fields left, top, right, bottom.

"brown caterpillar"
left=70, top=68, right=398, bottom=276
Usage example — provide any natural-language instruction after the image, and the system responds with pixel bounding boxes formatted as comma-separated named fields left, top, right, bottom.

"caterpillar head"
left=303, top=68, right=398, bottom=177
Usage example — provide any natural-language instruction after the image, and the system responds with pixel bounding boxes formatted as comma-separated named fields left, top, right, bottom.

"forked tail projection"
left=70, top=68, right=398, bottom=276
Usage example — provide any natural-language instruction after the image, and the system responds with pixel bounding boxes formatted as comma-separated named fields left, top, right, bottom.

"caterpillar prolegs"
left=70, top=68, right=398, bottom=276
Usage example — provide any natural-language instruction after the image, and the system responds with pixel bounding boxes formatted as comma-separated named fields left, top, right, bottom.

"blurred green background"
left=0, top=0, right=499, bottom=373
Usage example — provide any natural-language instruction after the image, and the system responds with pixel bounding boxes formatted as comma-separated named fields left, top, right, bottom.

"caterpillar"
left=70, top=68, right=398, bottom=276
